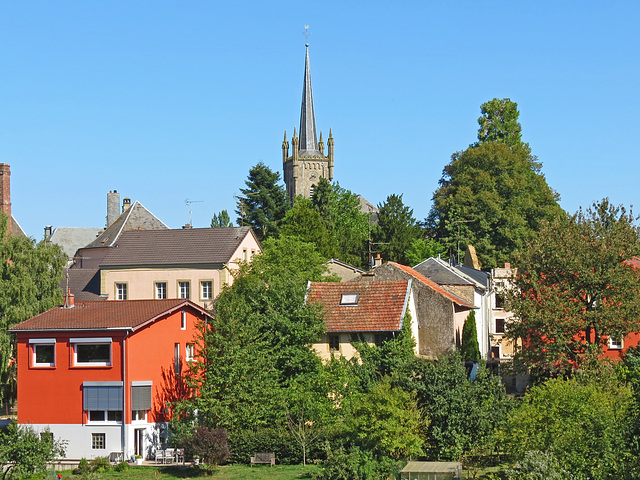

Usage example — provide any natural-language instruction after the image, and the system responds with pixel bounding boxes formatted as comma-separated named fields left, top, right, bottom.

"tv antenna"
left=185, top=198, right=203, bottom=227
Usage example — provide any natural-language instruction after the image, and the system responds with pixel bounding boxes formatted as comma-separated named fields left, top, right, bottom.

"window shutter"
left=131, top=385, right=152, bottom=411
left=83, top=385, right=123, bottom=410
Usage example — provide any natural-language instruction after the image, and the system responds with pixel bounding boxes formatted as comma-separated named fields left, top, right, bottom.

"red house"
left=9, top=297, right=211, bottom=461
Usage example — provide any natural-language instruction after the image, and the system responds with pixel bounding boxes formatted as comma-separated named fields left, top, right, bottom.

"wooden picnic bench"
left=250, top=452, right=275, bottom=467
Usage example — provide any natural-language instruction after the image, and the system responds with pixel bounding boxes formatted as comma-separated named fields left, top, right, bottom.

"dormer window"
left=340, top=293, right=359, bottom=306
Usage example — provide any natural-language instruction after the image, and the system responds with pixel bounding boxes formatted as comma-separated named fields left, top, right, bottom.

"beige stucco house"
left=97, top=227, right=261, bottom=307
left=306, top=280, right=418, bottom=361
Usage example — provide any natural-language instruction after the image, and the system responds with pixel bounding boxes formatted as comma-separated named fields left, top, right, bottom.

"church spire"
left=299, top=44, right=319, bottom=155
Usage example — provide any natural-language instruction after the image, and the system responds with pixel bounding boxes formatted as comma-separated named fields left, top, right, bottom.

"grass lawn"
left=58, top=464, right=319, bottom=480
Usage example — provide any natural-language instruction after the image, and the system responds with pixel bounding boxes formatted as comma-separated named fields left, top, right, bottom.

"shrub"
left=182, top=426, right=230, bottom=467
left=90, top=456, right=111, bottom=473
left=114, top=461, right=129, bottom=472
left=312, top=443, right=401, bottom=480
left=73, top=458, right=91, bottom=475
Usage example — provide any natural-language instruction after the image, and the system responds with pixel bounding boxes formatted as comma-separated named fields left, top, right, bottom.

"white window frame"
left=186, top=343, right=195, bottom=362
left=181, top=311, right=187, bottom=330
left=340, top=293, right=359, bottom=306
left=87, top=410, right=123, bottom=425
left=178, top=281, right=190, bottom=299
left=609, top=336, right=623, bottom=350
left=71, top=337, right=112, bottom=367
left=115, top=283, right=127, bottom=300
left=29, top=338, right=56, bottom=367
left=132, top=410, right=147, bottom=423
left=155, top=282, right=167, bottom=300
left=200, top=280, right=213, bottom=301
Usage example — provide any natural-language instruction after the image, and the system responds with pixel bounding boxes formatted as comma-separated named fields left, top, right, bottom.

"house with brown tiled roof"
left=10, top=297, right=212, bottom=461
left=306, top=280, right=418, bottom=360
left=96, top=227, right=261, bottom=307
left=357, top=262, right=477, bottom=359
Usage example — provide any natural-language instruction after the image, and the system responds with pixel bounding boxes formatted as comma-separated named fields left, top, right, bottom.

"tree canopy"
left=373, top=194, right=422, bottom=265
left=237, top=162, right=288, bottom=241
left=476, top=98, right=527, bottom=150
left=507, top=199, right=640, bottom=378
left=0, top=215, right=66, bottom=402
left=428, top=99, right=562, bottom=268
left=429, top=141, right=562, bottom=268
left=210, top=210, right=233, bottom=228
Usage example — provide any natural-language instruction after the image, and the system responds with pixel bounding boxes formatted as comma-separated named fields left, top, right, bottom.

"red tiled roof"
left=9, top=299, right=212, bottom=332
left=387, top=262, right=476, bottom=308
left=307, top=280, right=410, bottom=332
left=624, top=256, right=640, bottom=269
left=100, top=227, right=256, bottom=266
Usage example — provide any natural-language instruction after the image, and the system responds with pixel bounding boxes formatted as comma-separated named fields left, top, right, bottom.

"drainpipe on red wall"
left=122, top=329, right=131, bottom=460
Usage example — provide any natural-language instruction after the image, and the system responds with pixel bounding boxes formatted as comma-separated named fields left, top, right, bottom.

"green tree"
left=397, top=352, right=511, bottom=461
left=507, top=199, right=640, bottom=377
left=0, top=422, right=66, bottom=480
left=210, top=210, right=233, bottom=228
left=405, top=237, right=446, bottom=267
left=237, top=163, right=288, bottom=241
left=476, top=98, right=528, bottom=150
left=175, top=236, right=330, bottom=434
left=0, top=214, right=66, bottom=402
left=345, top=380, right=425, bottom=460
left=374, top=194, right=422, bottom=265
left=280, top=198, right=337, bottom=259
left=323, top=183, right=370, bottom=267
left=500, top=375, right=634, bottom=480
left=461, top=311, right=480, bottom=362
left=428, top=141, right=562, bottom=268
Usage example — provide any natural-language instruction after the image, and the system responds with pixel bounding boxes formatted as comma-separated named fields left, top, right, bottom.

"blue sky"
left=1, top=1, right=638, bottom=239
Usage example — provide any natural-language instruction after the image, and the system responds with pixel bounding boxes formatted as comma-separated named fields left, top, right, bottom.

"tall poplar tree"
left=428, top=98, right=562, bottom=268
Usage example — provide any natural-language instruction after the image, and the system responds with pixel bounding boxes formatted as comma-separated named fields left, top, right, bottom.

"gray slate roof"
left=100, top=227, right=256, bottom=267
left=84, top=201, right=168, bottom=249
left=413, top=257, right=473, bottom=286
left=50, top=227, right=104, bottom=259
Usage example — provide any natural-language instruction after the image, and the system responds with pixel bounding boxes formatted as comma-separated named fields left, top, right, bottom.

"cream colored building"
left=98, top=227, right=261, bottom=308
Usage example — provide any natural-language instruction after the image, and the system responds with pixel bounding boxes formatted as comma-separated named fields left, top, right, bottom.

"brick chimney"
left=107, top=190, right=120, bottom=228
left=63, top=290, right=75, bottom=308
left=0, top=164, right=11, bottom=234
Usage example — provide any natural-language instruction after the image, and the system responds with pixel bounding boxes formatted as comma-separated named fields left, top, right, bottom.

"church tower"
left=282, top=44, right=334, bottom=203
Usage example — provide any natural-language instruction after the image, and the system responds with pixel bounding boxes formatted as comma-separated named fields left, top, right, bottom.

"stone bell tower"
left=282, top=43, right=334, bottom=203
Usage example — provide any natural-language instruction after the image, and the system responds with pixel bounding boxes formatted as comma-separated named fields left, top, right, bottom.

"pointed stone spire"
left=299, top=44, right=319, bottom=156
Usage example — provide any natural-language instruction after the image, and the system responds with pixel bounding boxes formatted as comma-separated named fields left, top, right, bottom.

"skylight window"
left=340, top=293, right=359, bottom=306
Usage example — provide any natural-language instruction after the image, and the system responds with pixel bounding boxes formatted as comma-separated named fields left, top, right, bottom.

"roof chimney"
left=44, top=225, right=53, bottom=243
left=504, top=263, right=511, bottom=269
left=182, top=223, right=192, bottom=229
left=63, top=290, right=75, bottom=308
left=0, top=164, right=11, bottom=235
left=122, top=197, right=131, bottom=212
left=373, top=253, right=383, bottom=267
left=107, top=190, right=120, bottom=228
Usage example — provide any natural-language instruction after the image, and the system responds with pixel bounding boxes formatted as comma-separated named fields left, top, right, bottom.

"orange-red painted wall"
left=16, top=307, right=204, bottom=426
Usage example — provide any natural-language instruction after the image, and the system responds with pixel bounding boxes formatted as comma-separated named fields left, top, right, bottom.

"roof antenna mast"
left=185, top=199, right=203, bottom=227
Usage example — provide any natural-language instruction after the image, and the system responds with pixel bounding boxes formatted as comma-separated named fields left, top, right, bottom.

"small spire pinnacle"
left=283, top=130, right=288, bottom=142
